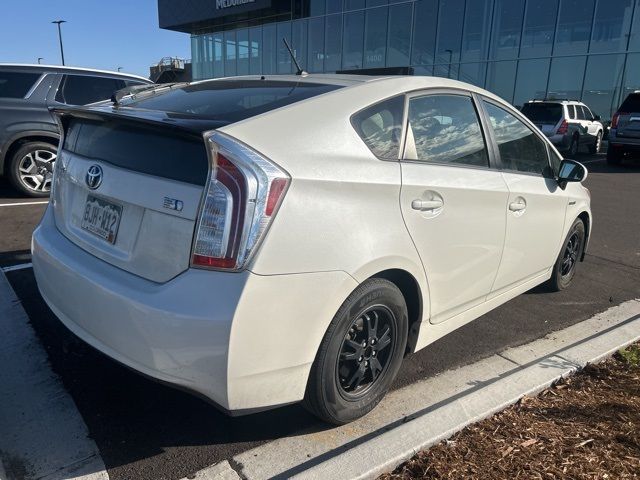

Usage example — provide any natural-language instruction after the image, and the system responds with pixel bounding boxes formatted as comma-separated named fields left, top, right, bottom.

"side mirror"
left=593, top=114, right=601, bottom=121
left=557, top=159, right=587, bottom=189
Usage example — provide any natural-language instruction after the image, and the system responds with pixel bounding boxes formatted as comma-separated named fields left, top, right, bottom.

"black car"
left=608, top=91, right=640, bottom=165
left=0, top=64, right=152, bottom=197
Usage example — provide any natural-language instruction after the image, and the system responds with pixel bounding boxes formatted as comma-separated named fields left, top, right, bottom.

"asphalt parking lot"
left=1, top=149, right=639, bottom=480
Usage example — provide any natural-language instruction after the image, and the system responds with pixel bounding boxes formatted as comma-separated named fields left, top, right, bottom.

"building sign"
left=216, top=0, right=256, bottom=9
left=158, top=0, right=274, bottom=31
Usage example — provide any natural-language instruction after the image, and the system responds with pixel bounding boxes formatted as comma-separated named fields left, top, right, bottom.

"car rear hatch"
left=520, top=103, right=564, bottom=136
left=51, top=108, right=214, bottom=283
left=615, top=93, right=640, bottom=139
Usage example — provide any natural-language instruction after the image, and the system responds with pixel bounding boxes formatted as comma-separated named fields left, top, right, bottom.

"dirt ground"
left=381, top=344, right=640, bottom=479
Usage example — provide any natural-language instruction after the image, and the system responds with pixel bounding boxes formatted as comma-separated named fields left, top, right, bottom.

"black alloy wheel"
left=547, top=218, right=585, bottom=291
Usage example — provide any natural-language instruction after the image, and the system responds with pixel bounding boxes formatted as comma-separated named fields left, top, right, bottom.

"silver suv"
left=607, top=91, right=640, bottom=165
left=521, top=100, right=604, bottom=156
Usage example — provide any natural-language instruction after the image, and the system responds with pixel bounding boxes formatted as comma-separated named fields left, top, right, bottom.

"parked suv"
left=521, top=100, right=604, bottom=156
left=607, top=91, right=640, bottom=165
left=0, top=64, right=152, bottom=196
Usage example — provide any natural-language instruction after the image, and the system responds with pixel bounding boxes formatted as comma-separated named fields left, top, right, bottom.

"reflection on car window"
left=57, top=75, right=124, bottom=105
left=483, top=101, right=550, bottom=176
left=405, top=94, right=488, bottom=167
left=351, top=95, right=405, bottom=159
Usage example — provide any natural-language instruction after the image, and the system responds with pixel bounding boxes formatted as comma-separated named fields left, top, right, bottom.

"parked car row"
left=0, top=64, right=152, bottom=197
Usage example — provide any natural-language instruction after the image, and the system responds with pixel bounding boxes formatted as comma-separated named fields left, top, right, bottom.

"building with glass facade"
left=158, top=0, right=640, bottom=120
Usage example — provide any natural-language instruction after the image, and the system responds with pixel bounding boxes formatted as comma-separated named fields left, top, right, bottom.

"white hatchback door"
left=399, top=91, right=509, bottom=324
left=479, top=98, right=568, bottom=293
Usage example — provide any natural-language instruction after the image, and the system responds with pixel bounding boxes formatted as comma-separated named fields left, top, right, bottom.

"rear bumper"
left=32, top=206, right=357, bottom=412
left=608, top=132, right=640, bottom=151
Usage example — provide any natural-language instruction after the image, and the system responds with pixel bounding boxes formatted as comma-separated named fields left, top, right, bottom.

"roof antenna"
left=282, top=37, right=307, bottom=76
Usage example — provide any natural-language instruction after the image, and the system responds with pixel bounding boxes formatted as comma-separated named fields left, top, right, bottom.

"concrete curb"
left=182, top=298, right=640, bottom=480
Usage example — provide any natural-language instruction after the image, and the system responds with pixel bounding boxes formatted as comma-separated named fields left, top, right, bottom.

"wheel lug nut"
left=371, top=339, right=376, bottom=345
left=372, top=351, right=376, bottom=356
left=362, top=341, right=366, bottom=347
left=364, top=361, right=369, bottom=367
left=358, top=356, right=363, bottom=362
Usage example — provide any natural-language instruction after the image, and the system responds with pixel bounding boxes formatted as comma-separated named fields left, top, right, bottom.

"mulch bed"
left=381, top=344, right=640, bottom=479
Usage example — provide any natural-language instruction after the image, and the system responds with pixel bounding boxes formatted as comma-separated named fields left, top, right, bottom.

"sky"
left=0, top=0, right=191, bottom=78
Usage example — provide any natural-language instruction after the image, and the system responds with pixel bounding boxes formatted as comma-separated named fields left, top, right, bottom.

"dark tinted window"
left=568, top=104, right=576, bottom=119
left=64, top=119, right=208, bottom=185
left=620, top=93, right=640, bottom=112
left=484, top=101, right=550, bottom=175
left=125, top=80, right=342, bottom=123
left=0, top=71, right=41, bottom=98
left=57, top=75, right=124, bottom=105
left=406, top=95, right=489, bottom=167
left=351, top=96, right=405, bottom=159
left=583, top=105, right=594, bottom=119
left=521, top=103, right=563, bottom=123
left=576, top=105, right=587, bottom=120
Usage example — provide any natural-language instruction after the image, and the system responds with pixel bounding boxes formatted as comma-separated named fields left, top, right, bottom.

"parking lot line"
left=0, top=200, right=49, bottom=207
left=1, top=263, right=33, bottom=273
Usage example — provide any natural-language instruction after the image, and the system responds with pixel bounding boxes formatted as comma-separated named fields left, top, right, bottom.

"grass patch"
left=618, top=344, right=640, bottom=366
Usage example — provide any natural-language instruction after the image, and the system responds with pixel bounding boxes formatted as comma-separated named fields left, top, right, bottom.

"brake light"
left=191, top=132, right=290, bottom=270
left=611, top=112, right=624, bottom=129
left=557, top=120, right=568, bottom=135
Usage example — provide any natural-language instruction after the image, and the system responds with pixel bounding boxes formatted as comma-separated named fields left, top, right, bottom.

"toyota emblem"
left=85, top=165, right=103, bottom=190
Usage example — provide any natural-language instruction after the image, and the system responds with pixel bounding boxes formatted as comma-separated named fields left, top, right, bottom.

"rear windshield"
left=521, top=103, right=563, bottom=123
left=619, top=93, right=640, bottom=113
left=0, top=71, right=41, bottom=98
left=123, top=80, right=342, bottom=123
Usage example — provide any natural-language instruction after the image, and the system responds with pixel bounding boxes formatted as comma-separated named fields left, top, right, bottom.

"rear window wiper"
left=111, top=82, right=188, bottom=106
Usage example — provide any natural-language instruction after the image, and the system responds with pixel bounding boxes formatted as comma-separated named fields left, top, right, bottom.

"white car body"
left=32, top=75, right=591, bottom=415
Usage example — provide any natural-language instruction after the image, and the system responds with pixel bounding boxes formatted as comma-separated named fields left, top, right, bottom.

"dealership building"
left=158, top=0, right=640, bottom=119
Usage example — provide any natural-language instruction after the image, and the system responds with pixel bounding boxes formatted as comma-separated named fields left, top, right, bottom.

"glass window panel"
left=554, top=0, right=595, bottom=55
left=277, top=22, right=293, bottom=74
left=237, top=29, right=250, bottom=76
left=576, top=104, right=587, bottom=119
left=486, top=61, right=517, bottom=103
left=461, top=0, right=492, bottom=62
left=326, top=0, right=342, bottom=14
left=345, top=0, right=364, bottom=10
left=387, top=3, right=412, bottom=67
left=343, top=12, right=365, bottom=69
left=436, top=0, right=464, bottom=64
left=459, top=62, right=486, bottom=87
left=224, top=30, right=237, bottom=77
left=213, top=33, right=225, bottom=78
left=413, top=65, right=434, bottom=76
left=406, top=94, right=489, bottom=167
left=412, top=0, right=438, bottom=65
left=547, top=56, right=586, bottom=100
left=630, top=2, right=640, bottom=50
left=520, top=0, right=559, bottom=58
left=367, top=0, right=387, bottom=7
left=325, top=14, right=343, bottom=71
left=249, top=27, right=262, bottom=75
left=483, top=101, right=550, bottom=176
left=513, top=58, right=550, bottom=109
left=364, top=7, right=388, bottom=68
left=292, top=20, right=308, bottom=72
left=191, top=36, right=202, bottom=80
left=262, top=24, right=277, bottom=74
left=434, top=63, right=459, bottom=79
left=622, top=53, right=640, bottom=101
left=308, top=17, right=325, bottom=72
left=489, top=0, right=525, bottom=60
left=352, top=95, right=405, bottom=159
left=310, top=0, right=326, bottom=17
left=582, top=54, right=625, bottom=121
left=590, top=0, right=634, bottom=53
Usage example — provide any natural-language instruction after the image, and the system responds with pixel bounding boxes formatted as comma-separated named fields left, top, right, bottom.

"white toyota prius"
left=32, top=75, right=591, bottom=424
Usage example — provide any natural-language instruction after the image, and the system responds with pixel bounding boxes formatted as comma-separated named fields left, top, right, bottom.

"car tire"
left=606, top=145, right=623, bottom=165
left=303, top=278, right=408, bottom=425
left=588, top=131, right=602, bottom=154
left=546, top=218, right=585, bottom=292
left=8, top=141, right=57, bottom=197
left=568, top=134, right=579, bottom=157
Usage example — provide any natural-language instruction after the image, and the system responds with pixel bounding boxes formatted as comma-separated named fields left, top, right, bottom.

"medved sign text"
left=216, top=0, right=256, bottom=9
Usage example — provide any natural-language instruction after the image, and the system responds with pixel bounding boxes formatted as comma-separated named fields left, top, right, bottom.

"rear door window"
left=405, top=94, right=489, bottom=167
left=576, top=106, right=587, bottom=120
left=0, top=71, right=41, bottom=98
left=56, top=75, right=124, bottom=105
left=568, top=105, right=576, bottom=119
left=351, top=96, right=405, bottom=159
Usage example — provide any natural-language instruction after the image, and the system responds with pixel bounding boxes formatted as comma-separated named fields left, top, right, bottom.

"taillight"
left=557, top=120, right=568, bottom=135
left=191, top=132, right=290, bottom=271
left=611, top=112, right=624, bottom=129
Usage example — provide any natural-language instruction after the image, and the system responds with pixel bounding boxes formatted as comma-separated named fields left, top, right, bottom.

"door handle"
left=509, top=200, right=527, bottom=212
left=412, top=199, right=443, bottom=211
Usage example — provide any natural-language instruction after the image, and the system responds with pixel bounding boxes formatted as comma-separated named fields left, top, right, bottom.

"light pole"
left=37, top=57, right=44, bottom=64
left=51, top=20, right=66, bottom=66
left=445, top=49, right=453, bottom=79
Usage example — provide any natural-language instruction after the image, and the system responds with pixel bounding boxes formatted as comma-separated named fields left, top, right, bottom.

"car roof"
left=525, top=99, right=584, bottom=105
left=0, top=63, right=151, bottom=83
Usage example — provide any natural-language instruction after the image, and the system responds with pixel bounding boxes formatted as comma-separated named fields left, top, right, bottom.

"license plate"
left=81, top=195, right=122, bottom=244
